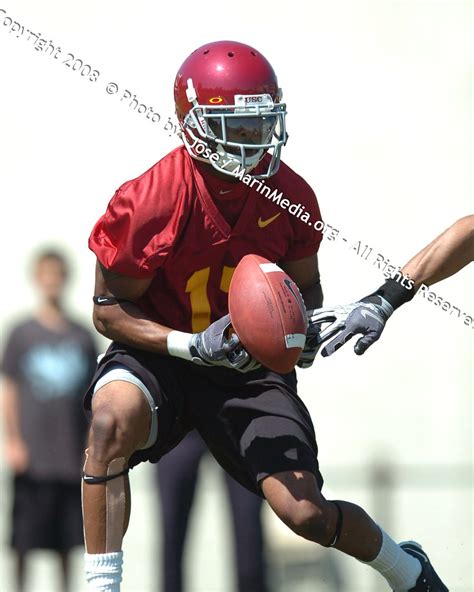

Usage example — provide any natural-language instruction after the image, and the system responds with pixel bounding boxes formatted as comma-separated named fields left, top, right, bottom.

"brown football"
left=228, top=254, right=307, bottom=373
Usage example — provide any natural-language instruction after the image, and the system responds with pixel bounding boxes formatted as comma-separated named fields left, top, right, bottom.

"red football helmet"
left=174, top=40, right=287, bottom=179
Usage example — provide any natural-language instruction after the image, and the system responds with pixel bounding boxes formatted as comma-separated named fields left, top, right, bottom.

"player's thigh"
left=243, top=413, right=323, bottom=490
left=85, top=348, right=191, bottom=464
left=91, top=380, right=151, bottom=452
left=192, top=368, right=324, bottom=496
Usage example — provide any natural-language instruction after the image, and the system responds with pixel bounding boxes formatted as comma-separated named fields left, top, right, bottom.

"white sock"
left=363, top=529, right=421, bottom=591
left=85, top=551, right=123, bottom=591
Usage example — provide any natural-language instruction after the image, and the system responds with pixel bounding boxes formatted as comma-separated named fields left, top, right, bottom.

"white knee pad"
left=93, top=364, right=158, bottom=450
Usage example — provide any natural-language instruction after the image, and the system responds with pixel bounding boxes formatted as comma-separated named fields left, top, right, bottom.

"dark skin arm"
left=94, top=254, right=321, bottom=354
left=92, top=261, right=173, bottom=354
left=280, top=254, right=323, bottom=309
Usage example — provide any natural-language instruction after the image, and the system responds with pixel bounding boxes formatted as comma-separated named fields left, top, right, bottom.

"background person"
left=1, top=248, right=98, bottom=592
left=155, top=429, right=267, bottom=592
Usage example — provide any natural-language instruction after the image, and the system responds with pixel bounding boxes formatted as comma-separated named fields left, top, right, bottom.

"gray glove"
left=189, top=314, right=261, bottom=372
left=308, top=297, right=393, bottom=357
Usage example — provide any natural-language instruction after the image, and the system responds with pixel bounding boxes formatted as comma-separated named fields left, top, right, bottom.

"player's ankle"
left=362, top=529, right=421, bottom=591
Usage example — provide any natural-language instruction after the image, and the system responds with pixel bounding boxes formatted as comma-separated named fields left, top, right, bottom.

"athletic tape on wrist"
left=167, top=330, right=193, bottom=361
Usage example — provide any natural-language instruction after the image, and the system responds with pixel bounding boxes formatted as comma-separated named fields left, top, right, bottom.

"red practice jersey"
left=89, top=147, right=323, bottom=332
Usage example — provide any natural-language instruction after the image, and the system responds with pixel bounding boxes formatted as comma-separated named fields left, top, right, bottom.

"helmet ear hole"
left=227, top=51, right=235, bottom=58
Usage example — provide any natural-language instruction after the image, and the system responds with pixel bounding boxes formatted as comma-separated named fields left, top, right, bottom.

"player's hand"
left=308, top=298, right=393, bottom=357
left=190, top=314, right=261, bottom=372
left=297, top=313, right=324, bottom=368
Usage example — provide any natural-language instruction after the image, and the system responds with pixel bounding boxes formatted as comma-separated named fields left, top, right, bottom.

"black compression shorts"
left=84, top=342, right=323, bottom=497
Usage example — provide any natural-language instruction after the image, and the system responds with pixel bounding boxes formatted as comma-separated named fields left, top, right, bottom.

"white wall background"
left=0, top=1, right=472, bottom=591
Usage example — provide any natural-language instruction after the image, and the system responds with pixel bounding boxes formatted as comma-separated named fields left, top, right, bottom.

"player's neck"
left=195, top=160, right=240, bottom=185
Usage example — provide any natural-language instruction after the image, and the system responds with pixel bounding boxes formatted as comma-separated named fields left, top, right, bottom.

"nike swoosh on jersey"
left=219, top=189, right=232, bottom=195
left=360, top=309, right=382, bottom=323
left=258, top=213, right=281, bottom=228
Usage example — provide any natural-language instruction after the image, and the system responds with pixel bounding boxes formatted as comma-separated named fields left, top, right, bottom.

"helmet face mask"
left=183, top=88, right=287, bottom=178
left=174, top=41, right=288, bottom=180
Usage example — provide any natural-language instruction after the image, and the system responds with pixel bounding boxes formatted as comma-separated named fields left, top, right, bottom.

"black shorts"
left=85, top=342, right=323, bottom=497
left=11, top=474, right=83, bottom=552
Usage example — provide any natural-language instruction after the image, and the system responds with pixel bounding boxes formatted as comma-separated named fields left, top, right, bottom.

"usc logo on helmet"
left=209, top=97, right=223, bottom=104
left=244, top=96, right=264, bottom=103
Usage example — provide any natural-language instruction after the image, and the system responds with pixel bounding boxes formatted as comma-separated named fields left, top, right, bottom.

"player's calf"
left=262, top=471, right=446, bottom=590
left=262, top=471, right=340, bottom=546
left=278, top=496, right=338, bottom=545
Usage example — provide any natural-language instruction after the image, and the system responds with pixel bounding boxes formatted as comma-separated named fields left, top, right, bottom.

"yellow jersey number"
left=185, top=266, right=235, bottom=332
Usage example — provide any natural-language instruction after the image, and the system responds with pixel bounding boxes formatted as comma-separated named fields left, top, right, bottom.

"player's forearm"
left=93, top=302, right=172, bottom=354
left=280, top=254, right=323, bottom=309
left=360, top=216, right=474, bottom=313
left=401, top=215, right=474, bottom=289
left=301, top=279, right=324, bottom=309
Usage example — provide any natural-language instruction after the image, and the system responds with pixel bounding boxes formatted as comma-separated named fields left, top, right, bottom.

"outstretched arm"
left=310, top=215, right=474, bottom=357
left=401, top=215, right=473, bottom=289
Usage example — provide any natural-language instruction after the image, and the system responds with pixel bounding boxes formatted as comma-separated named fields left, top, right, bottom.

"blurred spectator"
left=156, top=430, right=268, bottom=592
left=1, top=248, right=98, bottom=592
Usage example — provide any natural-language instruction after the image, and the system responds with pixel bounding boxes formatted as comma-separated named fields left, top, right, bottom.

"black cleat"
left=400, top=541, right=449, bottom=592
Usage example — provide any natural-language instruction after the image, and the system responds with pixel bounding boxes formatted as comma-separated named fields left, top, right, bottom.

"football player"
left=310, top=215, right=473, bottom=356
left=82, top=41, right=448, bottom=591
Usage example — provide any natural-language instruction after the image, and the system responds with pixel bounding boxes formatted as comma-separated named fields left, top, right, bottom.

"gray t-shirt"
left=2, top=317, right=98, bottom=482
